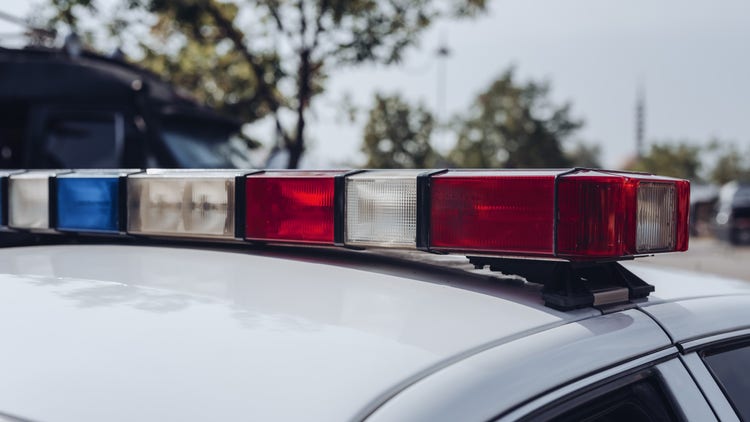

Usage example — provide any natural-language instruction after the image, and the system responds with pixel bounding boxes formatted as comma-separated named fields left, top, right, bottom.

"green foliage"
left=628, top=142, right=702, bottom=180
left=566, top=141, right=601, bottom=168
left=707, top=141, right=750, bottom=185
left=38, top=0, right=487, bottom=168
left=362, top=94, right=439, bottom=168
left=448, top=68, right=583, bottom=168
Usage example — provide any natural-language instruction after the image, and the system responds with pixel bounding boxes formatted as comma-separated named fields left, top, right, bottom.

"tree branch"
left=203, top=1, right=281, bottom=112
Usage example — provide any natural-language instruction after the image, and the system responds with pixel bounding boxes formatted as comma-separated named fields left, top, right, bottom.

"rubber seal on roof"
left=416, top=169, right=448, bottom=251
left=334, top=169, right=366, bottom=246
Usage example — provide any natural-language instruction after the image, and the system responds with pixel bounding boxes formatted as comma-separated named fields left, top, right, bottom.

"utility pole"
left=635, top=83, right=645, bottom=159
left=436, top=33, right=451, bottom=122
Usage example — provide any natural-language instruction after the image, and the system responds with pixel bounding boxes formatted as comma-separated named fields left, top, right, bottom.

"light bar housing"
left=428, top=169, right=689, bottom=260
left=0, top=167, right=689, bottom=262
left=127, top=170, right=248, bottom=240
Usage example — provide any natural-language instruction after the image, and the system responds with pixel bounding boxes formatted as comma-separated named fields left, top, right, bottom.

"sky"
left=2, top=0, right=749, bottom=168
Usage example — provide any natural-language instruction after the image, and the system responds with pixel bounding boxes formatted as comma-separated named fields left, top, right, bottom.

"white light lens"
left=8, top=171, right=60, bottom=231
left=127, top=171, right=241, bottom=239
left=636, top=182, right=676, bottom=252
left=345, top=171, right=420, bottom=248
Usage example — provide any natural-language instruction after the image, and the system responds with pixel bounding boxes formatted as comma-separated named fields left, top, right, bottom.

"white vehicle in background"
left=0, top=168, right=748, bottom=422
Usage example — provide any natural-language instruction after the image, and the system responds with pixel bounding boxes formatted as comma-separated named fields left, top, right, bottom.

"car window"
left=160, top=119, right=242, bottom=168
left=524, top=373, right=680, bottom=422
left=702, top=341, right=750, bottom=420
left=44, top=113, right=123, bottom=168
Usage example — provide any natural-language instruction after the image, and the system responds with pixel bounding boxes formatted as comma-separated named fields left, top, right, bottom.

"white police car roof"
left=0, top=244, right=748, bottom=422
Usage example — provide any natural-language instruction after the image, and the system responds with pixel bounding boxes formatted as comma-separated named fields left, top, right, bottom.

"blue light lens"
left=57, top=177, right=120, bottom=233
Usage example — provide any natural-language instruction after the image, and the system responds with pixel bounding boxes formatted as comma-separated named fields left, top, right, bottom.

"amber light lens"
left=245, top=171, right=342, bottom=244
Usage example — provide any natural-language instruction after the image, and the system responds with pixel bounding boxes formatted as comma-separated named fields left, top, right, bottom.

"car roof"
left=0, top=244, right=598, bottom=422
left=0, top=244, right=746, bottom=421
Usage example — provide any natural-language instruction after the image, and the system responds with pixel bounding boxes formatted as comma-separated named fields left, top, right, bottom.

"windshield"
left=160, top=119, right=254, bottom=168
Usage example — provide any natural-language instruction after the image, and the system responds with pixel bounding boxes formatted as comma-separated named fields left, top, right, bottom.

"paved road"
left=638, top=237, right=750, bottom=281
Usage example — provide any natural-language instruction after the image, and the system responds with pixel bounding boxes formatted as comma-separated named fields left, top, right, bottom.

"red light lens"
left=556, top=173, right=636, bottom=258
left=430, top=171, right=559, bottom=255
left=556, top=171, right=689, bottom=258
left=674, top=180, right=690, bottom=252
left=245, top=172, right=340, bottom=244
left=428, top=169, right=689, bottom=260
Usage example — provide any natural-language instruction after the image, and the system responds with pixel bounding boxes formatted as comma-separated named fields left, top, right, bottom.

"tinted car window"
left=702, top=341, right=750, bottom=420
left=524, top=374, right=680, bottom=422
left=160, top=119, right=240, bottom=168
left=44, top=114, right=121, bottom=168
left=553, top=378, right=677, bottom=422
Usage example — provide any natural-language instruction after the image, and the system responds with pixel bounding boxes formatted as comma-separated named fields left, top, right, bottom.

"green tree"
left=629, top=142, right=702, bottom=180
left=449, top=68, right=583, bottom=168
left=707, top=141, right=750, bottom=185
left=566, top=141, right=601, bottom=168
left=362, top=94, right=439, bottom=168
left=39, top=0, right=487, bottom=168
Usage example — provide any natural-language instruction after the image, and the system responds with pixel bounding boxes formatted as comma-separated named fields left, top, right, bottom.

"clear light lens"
left=636, top=182, right=676, bottom=252
left=345, top=171, right=419, bottom=248
left=1, top=170, right=25, bottom=228
left=8, top=171, right=59, bottom=230
left=127, top=171, right=241, bottom=239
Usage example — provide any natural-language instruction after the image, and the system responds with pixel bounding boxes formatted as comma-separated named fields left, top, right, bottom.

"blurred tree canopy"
left=626, top=140, right=750, bottom=185
left=707, top=141, right=750, bottom=185
left=358, top=68, right=599, bottom=169
left=362, top=94, right=438, bottom=168
left=628, top=142, right=702, bottom=180
left=448, top=68, right=584, bottom=168
left=40, top=0, right=487, bottom=168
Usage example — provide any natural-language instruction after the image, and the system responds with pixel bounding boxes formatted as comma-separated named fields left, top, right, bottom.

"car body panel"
left=624, top=262, right=750, bottom=303
left=681, top=353, right=740, bottom=421
left=639, top=295, right=750, bottom=343
left=0, top=244, right=597, bottom=422
left=365, top=309, right=671, bottom=422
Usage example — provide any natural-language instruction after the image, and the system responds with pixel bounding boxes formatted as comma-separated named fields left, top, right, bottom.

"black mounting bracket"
left=467, top=256, right=654, bottom=311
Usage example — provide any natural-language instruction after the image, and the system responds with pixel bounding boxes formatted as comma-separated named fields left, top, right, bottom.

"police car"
left=0, top=168, right=747, bottom=421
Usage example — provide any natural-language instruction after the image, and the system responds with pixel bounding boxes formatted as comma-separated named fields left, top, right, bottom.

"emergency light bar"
left=0, top=168, right=690, bottom=261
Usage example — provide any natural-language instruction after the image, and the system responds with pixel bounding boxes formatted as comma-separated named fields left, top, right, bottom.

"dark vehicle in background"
left=0, top=45, right=253, bottom=170
left=715, top=181, right=750, bottom=244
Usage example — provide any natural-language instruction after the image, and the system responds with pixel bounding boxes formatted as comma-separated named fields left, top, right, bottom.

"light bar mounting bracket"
left=467, top=257, right=654, bottom=311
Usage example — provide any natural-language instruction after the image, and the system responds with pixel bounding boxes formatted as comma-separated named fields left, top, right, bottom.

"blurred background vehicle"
left=0, top=40, right=255, bottom=169
left=714, top=181, right=750, bottom=245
